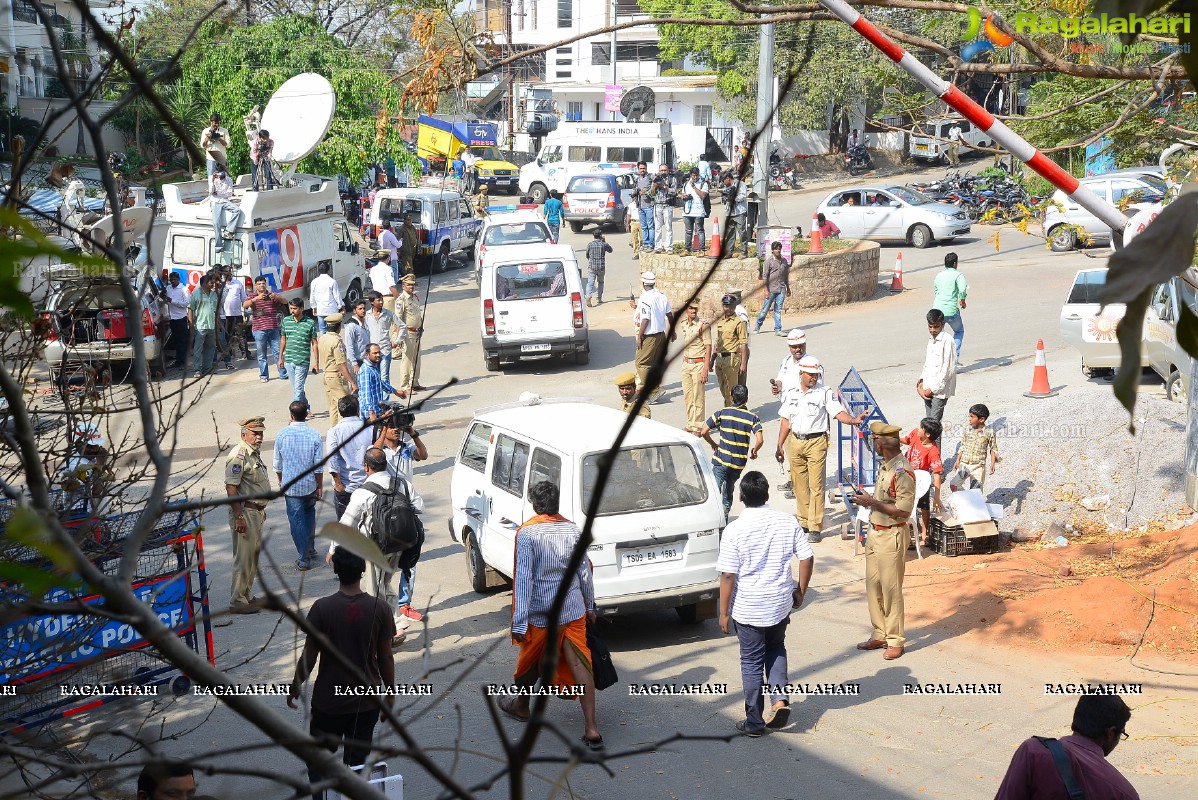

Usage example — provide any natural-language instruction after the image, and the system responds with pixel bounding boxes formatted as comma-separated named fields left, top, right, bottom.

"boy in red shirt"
left=903, top=417, right=943, bottom=542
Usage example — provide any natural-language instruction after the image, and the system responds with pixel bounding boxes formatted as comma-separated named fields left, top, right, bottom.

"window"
left=1152, top=283, right=1174, bottom=321
left=458, top=199, right=473, bottom=218
left=448, top=200, right=460, bottom=221
left=557, top=0, right=571, bottom=27
left=829, top=191, right=861, bottom=207
left=492, top=434, right=530, bottom=496
left=567, top=176, right=613, bottom=193
left=460, top=423, right=492, bottom=473
left=591, top=43, right=611, bottom=66
left=605, top=146, right=654, bottom=163
left=381, top=198, right=423, bottom=222
left=556, top=58, right=572, bottom=66
left=693, top=105, right=713, bottom=127
left=541, top=145, right=562, bottom=163
left=568, top=101, right=583, bottom=119
left=483, top=222, right=551, bottom=246
left=171, top=235, right=206, bottom=266
left=567, top=145, right=601, bottom=162
left=1066, top=271, right=1107, bottom=304
left=1112, top=180, right=1149, bottom=204
left=580, top=445, right=708, bottom=516
left=494, top=261, right=567, bottom=301
left=616, top=43, right=659, bottom=62
left=556, top=47, right=571, bottom=53
left=555, top=71, right=572, bottom=78
left=435, top=201, right=448, bottom=223
left=211, top=239, right=243, bottom=268
left=528, top=449, right=562, bottom=494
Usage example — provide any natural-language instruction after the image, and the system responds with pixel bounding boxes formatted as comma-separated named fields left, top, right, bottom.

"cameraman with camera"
left=651, top=163, right=678, bottom=253
left=200, top=113, right=229, bottom=175
left=374, top=405, right=428, bottom=627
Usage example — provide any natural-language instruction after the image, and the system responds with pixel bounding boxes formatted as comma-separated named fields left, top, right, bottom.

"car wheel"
left=1167, top=370, right=1187, bottom=404
left=529, top=184, right=548, bottom=205
left=569, top=221, right=584, bottom=234
left=436, top=242, right=450, bottom=272
left=909, top=224, right=934, bottom=249
left=343, top=278, right=363, bottom=311
left=574, top=349, right=590, bottom=365
left=465, top=532, right=491, bottom=594
left=484, top=355, right=500, bottom=372
left=1048, top=226, right=1076, bottom=252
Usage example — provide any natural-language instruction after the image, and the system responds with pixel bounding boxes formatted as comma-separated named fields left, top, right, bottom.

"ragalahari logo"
left=960, top=8, right=1014, bottom=62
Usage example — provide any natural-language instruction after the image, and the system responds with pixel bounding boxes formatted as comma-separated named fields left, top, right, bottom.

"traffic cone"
left=1023, top=339, right=1058, bottom=398
left=709, top=215, right=721, bottom=258
left=890, top=251, right=904, bottom=292
left=809, top=214, right=823, bottom=254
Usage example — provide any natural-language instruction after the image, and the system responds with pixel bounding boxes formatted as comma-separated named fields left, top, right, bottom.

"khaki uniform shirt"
left=870, top=453, right=915, bottom=527
left=397, top=291, right=424, bottom=332
left=715, top=315, right=747, bottom=357
left=224, top=441, right=271, bottom=499
left=622, top=399, right=650, bottom=419
left=401, top=225, right=419, bottom=256
left=318, top=332, right=348, bottom=376
left=678, top=318, right=710, bottom=360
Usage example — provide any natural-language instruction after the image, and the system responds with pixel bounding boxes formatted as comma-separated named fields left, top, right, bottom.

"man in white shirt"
left=771, top=328, right=810, bottom=411
left=370, top=252, right=400, bottom=313
left=717, top=471, right=814, bottom=737
left=378, top=220, right=402, bottom=277
left=461, top=149, right=478, bottom=194
left=325, top=395, right=373, bottom=519
left=308, top=261, right=343, bottom=335
left=774, top=356, right=868, bottom=542
left=917, top=309, right=958, bottom=423
left=946, top=123, right=962, bottom=165
left=629, top=271, right=675, bottom=402
left=165, top=272, right=191, bottom=370
left=208, top=166, right=241, bottom=248
left=219, top=267, right=247, bottom=366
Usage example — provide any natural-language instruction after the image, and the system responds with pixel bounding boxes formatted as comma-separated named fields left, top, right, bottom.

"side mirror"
left=536, top=157, right=543, bottom=166
left=351, top=242, right=359, bottom=256
left=337, top=240, right=346, bottom=252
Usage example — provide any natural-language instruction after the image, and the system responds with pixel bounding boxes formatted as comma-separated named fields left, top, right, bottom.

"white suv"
left=473, top=208, right=553, bottom=283
left=1043, top=173, right=1167, bottom=251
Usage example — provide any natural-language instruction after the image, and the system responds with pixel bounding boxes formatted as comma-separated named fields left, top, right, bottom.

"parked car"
left=1145, top=274, right=1198, bottom=402
left=479, top=243, right=588, bottom=371
left=473, top=208, right=553, bottom=284
left=1058, top=267, right=1148, bottom=377
left=365, top=187, right=481, bottom=272
left=1042, top=173, right=1167, bottom=251
left=563, top=171, right=636, bottom=233
left=448, top=396, right=724, bottom=622
left=40, top=264, right=168, bottom=388
left=815, top=185, right=971, bottom=248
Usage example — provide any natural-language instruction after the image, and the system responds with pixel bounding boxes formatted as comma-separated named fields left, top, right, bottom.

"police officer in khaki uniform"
left=396, top=274, right=426, bottom=394
left=616, top=371, right=650, bottom=418
left=223, top=416, right=272, bottom=618
left=676, top=302, right=710, bottom=434
left=711, top=293, right=748, bottom=407
left=850, top=422, right=915, bottom=660
left=400, top=214, right=419, bottom=276
left=317, top=313, right=357, bottom=425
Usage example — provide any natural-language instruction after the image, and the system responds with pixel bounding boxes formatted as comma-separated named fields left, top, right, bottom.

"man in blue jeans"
left=716, top=471, right=814, bottom=737
left=701, top=383, right=763, bottom=519
left=634, top=161, right=656, bottom=251
left=932, top=252, right=968, bottom=357
left=279, top=298, right=319, bottom=405
left=273, top=400, right=324, bottom=570
left=755, top=241, right=789, bottom=335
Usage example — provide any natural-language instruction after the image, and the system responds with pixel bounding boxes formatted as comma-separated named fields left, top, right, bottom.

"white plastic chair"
left=909, top=469, right=932, bottom=559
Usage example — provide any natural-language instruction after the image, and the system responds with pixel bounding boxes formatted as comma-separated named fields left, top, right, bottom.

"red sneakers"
left=400, top=605, right=424, bottom=622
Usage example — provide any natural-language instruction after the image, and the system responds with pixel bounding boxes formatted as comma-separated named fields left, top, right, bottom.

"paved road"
left=36, top=164, right=1197, bottom=799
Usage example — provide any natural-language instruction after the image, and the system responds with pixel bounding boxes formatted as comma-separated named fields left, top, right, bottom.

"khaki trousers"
left=398, top=334, right=421, bottom=390
left=324, top=372, right=351, bottom=425
left=680, top=361, right=707, bottom=432
left=784, top=433, right=829, bottom=532
left=366, top=552, right=403, bottom=615
left=865, top=524, right=907, bottom=648
left=713, top=354, right=740, bottom=408
left=634, top=332, right=667, bottom=392
left=229, top=507, right=264, bottom=606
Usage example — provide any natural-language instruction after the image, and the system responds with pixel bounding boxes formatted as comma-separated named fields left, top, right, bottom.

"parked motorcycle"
left=844, top=143, right=873, bottom=176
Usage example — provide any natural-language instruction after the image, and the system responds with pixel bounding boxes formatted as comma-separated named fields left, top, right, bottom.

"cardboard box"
left=963, top=520, right=999, bottom=540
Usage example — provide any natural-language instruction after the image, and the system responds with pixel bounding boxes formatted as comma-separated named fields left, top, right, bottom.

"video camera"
left=382, top=402, right=415, bottom=430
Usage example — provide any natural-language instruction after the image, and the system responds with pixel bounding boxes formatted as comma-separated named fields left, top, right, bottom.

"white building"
left=472, top=0, right=743, bottom=163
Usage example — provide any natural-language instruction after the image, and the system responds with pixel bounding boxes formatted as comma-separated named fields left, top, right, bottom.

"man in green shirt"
left=188, top=273, right=220, bottom=377
left=932, top=252, right=968, bottom=357
left=279, top=298, right=319, bottom=405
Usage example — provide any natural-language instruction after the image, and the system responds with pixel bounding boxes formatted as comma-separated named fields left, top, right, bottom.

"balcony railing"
left=12, top=1, right=60, bottom=24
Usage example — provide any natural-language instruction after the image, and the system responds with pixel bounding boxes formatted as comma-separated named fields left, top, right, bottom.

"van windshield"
left=580, top=445, right=709, bottom=515
left=379, top=198, right=423, bottom=221
left=472, top=146, right=504, bottom=161
left=495, top=261, right=567, bottom=300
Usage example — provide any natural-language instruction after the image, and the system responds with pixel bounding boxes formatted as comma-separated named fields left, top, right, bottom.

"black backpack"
left=362, top=475, right=424, bottom=561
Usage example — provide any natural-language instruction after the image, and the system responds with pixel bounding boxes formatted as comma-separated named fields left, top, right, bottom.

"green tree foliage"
left=176, top=16, right=411, bottom=181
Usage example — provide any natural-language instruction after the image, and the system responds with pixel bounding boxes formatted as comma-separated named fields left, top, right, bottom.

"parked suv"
left=563, top=172, right=636, bottom=233
left=366, top=187, right=482, bottom=272
left=1145, top=274, right=1198, bottom=402
left=449, top=396, right=724, bottom=622
left=1058, top=267, right=1147, bottom=378
left=1043, top=173, right=1167, bottom=251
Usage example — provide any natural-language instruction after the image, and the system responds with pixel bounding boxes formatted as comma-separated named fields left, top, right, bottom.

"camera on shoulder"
left=383, top=402, right=415, bottom=429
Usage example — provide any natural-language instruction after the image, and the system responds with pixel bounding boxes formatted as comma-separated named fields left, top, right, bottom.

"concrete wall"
left=637, top=240, right=880, bottom=320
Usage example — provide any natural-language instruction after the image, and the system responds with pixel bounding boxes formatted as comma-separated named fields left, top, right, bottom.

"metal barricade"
left=835, top=368, right=888, bottom=551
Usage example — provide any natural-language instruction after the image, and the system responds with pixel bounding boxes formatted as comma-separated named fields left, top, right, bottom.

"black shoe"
left=807, top=530, right=822, bottom=543
left=776, top=480, right=792, bottom=491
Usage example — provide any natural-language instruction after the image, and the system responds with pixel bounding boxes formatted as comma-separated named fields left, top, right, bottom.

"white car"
left=815, top=185, right=971, bottom=248
left=1042, top=173, right=1168, bottom=251
left=473, top=208, right=553, bottom=283
left=1058, top=267, right=1148, bottom=378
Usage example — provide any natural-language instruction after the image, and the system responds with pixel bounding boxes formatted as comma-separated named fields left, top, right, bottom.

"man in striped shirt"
left=702, top=383, right=763, bottom=519
left=242, top=277, right=288, bottom=383
left=279, top=298, right=319, bottom=405
left=717, top=471, right=814, bottom=737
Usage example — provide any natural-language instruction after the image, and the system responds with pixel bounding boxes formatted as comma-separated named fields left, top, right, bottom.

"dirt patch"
left=906, top=526, right=1198, bottom=660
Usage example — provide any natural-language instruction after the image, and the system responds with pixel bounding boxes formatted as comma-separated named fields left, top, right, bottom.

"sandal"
left=581, top=735, right=605, bottom=751
left=497, top=698, right=530, bottom=723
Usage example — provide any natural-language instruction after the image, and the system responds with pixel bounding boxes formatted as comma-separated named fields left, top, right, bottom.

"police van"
left=366, top=187, right=482, bottom=273
left=161, top=174, right=367, bottom=307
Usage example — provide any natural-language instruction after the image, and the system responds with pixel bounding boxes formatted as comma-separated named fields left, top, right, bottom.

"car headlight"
left=951, top=212, right=966, bottom=220
left=479, top=168, right=494, bottom=176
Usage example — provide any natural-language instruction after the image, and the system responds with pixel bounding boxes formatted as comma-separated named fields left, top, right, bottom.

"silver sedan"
left=815, top=185, right=971, bottom=248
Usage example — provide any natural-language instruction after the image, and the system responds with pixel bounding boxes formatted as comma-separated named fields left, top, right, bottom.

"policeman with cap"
left=772, top=328, right=809, bottom=409
left=396, top=273, right=426, bottom=394
left=851, top=422, right=915, bottom=660
left=318, top=312, right=357, bottom=425
left=615, top=372, right=650, bottom=418
left=775, top=355, right=869, bottom=542
left=629, top=271, right=674, bottom=403
left=712, top=293, right=748, bottom=407
left=677, top=301, right=711, bottom=434
left=224, top=416, right=272, bottom=617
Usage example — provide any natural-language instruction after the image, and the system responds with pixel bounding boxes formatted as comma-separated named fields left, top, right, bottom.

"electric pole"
left=753, top=13, right=774, bottom=237
left=611, top=0, right=618, bottom=120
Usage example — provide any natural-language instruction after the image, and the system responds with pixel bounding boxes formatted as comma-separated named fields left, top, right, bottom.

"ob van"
left=519, top=120, right=675, bottom=204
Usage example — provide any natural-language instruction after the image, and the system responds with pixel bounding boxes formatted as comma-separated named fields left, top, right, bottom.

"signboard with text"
left=604, top=85, right=623, bottom=113
left=254, top=225, right=305, bottom=292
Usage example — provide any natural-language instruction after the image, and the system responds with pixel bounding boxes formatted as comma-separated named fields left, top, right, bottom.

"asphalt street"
left=46, top=162, right=1198, bottom=799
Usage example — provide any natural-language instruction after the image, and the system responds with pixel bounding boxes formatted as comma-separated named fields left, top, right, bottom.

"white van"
left=1058, top=267, right=1148, bottom=377
left=448, top=396, right=724, bottom=622
left=366, top=188, right=483, bottom=272
left=161, top=174, right=366, bottom=308
left=909, top=117, right=993, bottom=164
left=1145, top=273, right=1198, bottom=402
left=479, top=243, right=588, bottom=371
left=519, top=120, right=675, bottom=205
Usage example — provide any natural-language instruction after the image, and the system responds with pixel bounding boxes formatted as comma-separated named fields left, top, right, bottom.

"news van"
left=909, top=116, right=993, bottom=164
left=519, top=120, right=675, bottom=204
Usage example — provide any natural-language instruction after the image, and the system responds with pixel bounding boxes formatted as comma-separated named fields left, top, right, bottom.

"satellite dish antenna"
left=86, top=206, right=154, bottom=253
left=620, top=86, right=656, bottom=122
left=260, top=73, right=336, bottom=182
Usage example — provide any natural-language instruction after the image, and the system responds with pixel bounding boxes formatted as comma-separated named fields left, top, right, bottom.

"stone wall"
left=640, top=241, right=880, bottom=320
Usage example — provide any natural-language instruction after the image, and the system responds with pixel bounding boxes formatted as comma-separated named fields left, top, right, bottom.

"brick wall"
left=639, top=241, right=881, bottom=319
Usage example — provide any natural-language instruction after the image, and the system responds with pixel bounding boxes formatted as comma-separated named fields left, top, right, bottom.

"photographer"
left=373, top=407, right=428, bottom=627
left=200, top=113, right=229, bottom=175
left=651, top=164, right=677, bottom=253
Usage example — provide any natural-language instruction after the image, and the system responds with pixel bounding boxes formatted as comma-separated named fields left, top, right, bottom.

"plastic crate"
left=928, top=517, right=1001, bottom=557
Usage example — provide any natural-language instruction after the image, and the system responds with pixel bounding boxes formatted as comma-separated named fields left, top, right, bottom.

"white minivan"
left=909, top=116, right=993, bottom=163
left=366, top=187, right=482, bottom=272
left=479, top=244, right=588, bottom=371
left=448, top=396, right=725, bottom=623
left=519, top=120, right=675, bottom=204
left=1059, top=267, right=1148, bottom=378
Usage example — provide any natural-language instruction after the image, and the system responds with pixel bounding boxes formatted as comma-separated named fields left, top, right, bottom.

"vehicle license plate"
left=521, top=343, right=551, bottom=353
left=620, top=542, right=684, bottom=567
left=496, top=178, right=511, bottom=185
left=915, top=144, right=928, bottom=152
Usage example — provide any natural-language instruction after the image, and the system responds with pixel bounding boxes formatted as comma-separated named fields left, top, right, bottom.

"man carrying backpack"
left=336, top=447, right=424, bottom=645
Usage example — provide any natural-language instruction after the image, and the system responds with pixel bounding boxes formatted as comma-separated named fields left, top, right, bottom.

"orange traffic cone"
left=709, top=215, right=721, bottom=258
left=809, top=213, right=823, bottom=254
left=890, top=251, right=904, bottom=292
left=1023, top=339, right=1058, bottom=398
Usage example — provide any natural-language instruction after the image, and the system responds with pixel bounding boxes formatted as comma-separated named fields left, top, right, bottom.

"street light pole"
left=753, top=12, right=774, bottom=238
left=611, top=0, right=618, bottom=120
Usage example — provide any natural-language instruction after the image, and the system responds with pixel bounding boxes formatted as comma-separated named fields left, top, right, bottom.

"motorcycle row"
left=906, top=168, right=1050, bottom=224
